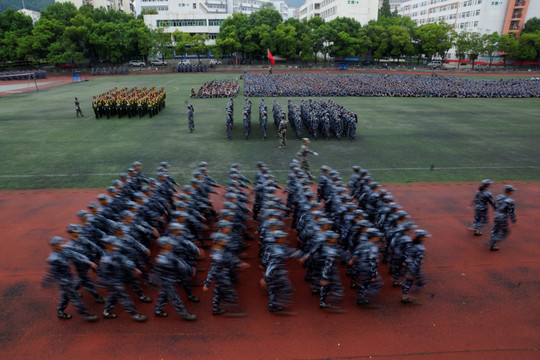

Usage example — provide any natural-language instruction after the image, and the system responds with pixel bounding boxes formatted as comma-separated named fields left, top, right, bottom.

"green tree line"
left=1, top=2, right=540, bottom=67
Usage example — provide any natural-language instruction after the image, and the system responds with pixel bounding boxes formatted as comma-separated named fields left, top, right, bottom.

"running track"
left=1, top=182, right=539, bottom=359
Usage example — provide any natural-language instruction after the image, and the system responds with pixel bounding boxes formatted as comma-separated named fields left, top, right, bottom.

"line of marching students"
left=43, top=159, right=430, bottom=322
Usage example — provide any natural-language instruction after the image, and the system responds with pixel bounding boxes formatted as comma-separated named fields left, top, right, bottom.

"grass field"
left=1, top=72, right=539, bottom=190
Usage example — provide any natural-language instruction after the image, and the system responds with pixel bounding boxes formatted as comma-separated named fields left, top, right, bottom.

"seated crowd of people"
left=243, top=73, right=540, bottom=98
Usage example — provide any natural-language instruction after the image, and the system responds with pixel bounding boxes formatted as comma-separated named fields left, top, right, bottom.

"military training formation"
left=91, top=87, right=167, bottom=119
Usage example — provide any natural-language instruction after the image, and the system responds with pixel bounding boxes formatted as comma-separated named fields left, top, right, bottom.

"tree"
left=379, top=0, right=392, bottom=19
left=482, top=32, right=500, bottom=68
left=522, top=17, right=540, bottom=34
left=497, top=33, right=518, bottom=68
left=0, top=9, right=34, bottom=62
left=514, top=31, right=540, bottom=62
left=467, top=31, right=485, bottom=69
left=387, top=25, right=414, bottom=61
left=216, top=13, right=248, bottom=57
left=414, top=22, right=452, bottom=62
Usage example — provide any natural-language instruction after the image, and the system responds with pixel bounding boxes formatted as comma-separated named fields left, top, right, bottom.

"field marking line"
left=1, top=165, right=539, bottom=178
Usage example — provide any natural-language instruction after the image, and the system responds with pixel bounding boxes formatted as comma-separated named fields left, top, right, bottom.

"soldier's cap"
left=266, top=218, right=283, bottom=227
left=112, top=179, right=122, bottom=186
left=198, top=161, right=208, bottom=167
left=174, top=200, right=187, bottom=208
left=325, top=231, right=339, bottom=239
left=119, top=173, right=128, bottom=179
left=481, top=179, right=493, bottom=186
left=305, top=191, right=315, bottom=198
left=134, top=192, right=145, bottom=199
left=257, top=161, right=266, bottom=167
left=379, top=189, right=389, bottom=196
left=157, top=172, right=168, bottom=179
left=383, top=195, right=395, bottom=202
left=101, top=235, right=117, bottom=246
left=148, top=178, right=157, bottom=184
left=370, top=182, right=381, bottom=189
left=120, top=210, right=134, bottom=218
left=225, top=192, right=238, bottom=199
left=169, top=222, right=185, bottom=231
left=67, top=224, right=81, bottom=233
left=396, top=210, right=410, bottom=219
left=193, top=171, right=202, bottom=178
left=199, top=167, right=208, bottom=173
left=389, top=202, right=401, bottom=210
left=358, top=219, right=374, bottom=228
left=128, top=168, right=135, bottom=174
left=190, top=178, right=199, bottom=184
left=174, top=211, right=189, bottom=218
left=346, top=203, right=357, bottom=210
left=504, top=184, right=516, bottom=192
left=220, top=209, right=235, bottom=217
left=157, top=236, right=175, bottom=247
left=317, top=217, right=333, bottom=226
left=414, top=229, right=431, bottom=239
left=366, top=228, right=383, bottom=238
left=321, top=165, right=330, bottom=171
left=88, top=201, right=99, bottom=209
left=182, top=185, right=192, bottom=192
left=402, top=222, right=418, bottom=231
left=270, top=230, right=288, bottom=239
left=107, top=186, right=117, bottom=194
left=354, top=209, right=367, bottom=217
left=302, top=138, right=310, bottom=143
left=218, top=220, right=233, bottom=229
left=227, top=179, right=239, bottom=187
left=231, top=163, right=241, bottom=169
left=309, top=201, right=319, bottom=208
left=311, top=210, right=325, bottom=218
left=212, top=232, right=229, bottom=244
left=352, top=165, right=362, bottom=171
left=97, top=194, right=108, bottom=201
left=301, top=178, right=313, bottom=185
left=109, top=221, right=123, bottom=232
left=160, top=161, right=169, bottom=167
left=133, top=161, right=142, bottom=167
left=50, top=236, right=64, bottom=246
left=176, top=193, right=189, bottom=200
left=77, top=210, right=88, bottom=219
left=364, top=176, right=372, bottom=182
left=125, top=201, right=138, bottom=209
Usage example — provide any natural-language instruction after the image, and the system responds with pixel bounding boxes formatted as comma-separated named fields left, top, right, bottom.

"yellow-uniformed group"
left=92, top=87, right=166, bottom=119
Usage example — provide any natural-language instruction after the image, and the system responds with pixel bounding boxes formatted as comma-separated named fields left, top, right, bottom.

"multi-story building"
left=142, top=0, right=290, bottom=46
left=398, top=0, right=540, bottom=37
left=298, top=0, right=379, bottom=25
left=18, top=8, right=41, bottom=24
left=55, top=0, right=136, bottom=15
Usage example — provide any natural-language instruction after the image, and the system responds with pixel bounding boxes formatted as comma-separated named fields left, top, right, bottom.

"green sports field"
left=1, top=72, right=539, bottom=190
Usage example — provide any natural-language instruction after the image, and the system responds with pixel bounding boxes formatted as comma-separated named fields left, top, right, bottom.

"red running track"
left=0, top=183, right=539, bottom=360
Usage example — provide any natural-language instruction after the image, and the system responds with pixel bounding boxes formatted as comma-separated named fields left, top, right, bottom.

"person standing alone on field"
left=187, top=104, right=195, bottom=133
left=75, top=97, right=84, bottom=117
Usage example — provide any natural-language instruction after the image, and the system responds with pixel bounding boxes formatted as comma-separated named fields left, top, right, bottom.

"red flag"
left=267, top=49, right=275, bottom=66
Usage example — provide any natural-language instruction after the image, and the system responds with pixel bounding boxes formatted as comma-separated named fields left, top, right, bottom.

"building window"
left=193, top=3, right=196, bottom=9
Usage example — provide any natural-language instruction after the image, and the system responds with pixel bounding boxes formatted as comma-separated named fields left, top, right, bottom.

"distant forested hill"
left=0, top=0, right=54, bottom=13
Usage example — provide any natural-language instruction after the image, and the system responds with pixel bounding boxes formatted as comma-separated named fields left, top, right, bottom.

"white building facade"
left=398, top=0, right=540, bottom=37
left=55, top=0, right=136, bottom=15
left=141, top=0, right=290, bottom=46
left=298, top=0, right=379, bottom=25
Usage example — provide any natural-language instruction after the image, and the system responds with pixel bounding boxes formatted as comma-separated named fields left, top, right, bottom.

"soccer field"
left=0, top=73, right=539, bottom=190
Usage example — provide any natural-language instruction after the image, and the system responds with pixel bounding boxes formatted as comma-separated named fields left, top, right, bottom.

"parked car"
left=150, top=59, right=168, bottom=66
left=129, top=60, right=146, bottom=67
left=178, top=59, right=191, bottom=65
left=209, top=59, right=222, bottom=65
left=427, top=60, right=442, bottom=69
